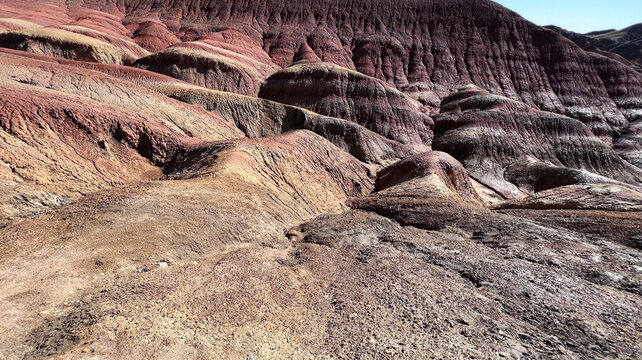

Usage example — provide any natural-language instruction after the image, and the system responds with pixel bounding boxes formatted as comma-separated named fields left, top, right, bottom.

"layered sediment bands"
left=292, top=41, right=321, bottom=64
left=374, top=151, right=481, bottom=204
left=157, top=84, right=416, bottom=165
left=547, top=24, right=642, bottom=71
left=432, top=85, right=642, bottom=198
left=1, top=1, right=642, bottom=358
left=297, top=112, right=417, bottom=166
left=0, top=4, right=149, bottom=62
left=53, top=24, right=150, bottom=59
left=0, top=51, right=242, bottom=142
left=58, top=0, right=642, bottom=140
left=0, top=48, right=411, bottom=167
left=259, top=62, right=433, bottom=150
left=351, top=152, right=488, bottom=231
left=498, top=183, right=642, bottom=212
left=166, top=131, right=375, bottom=216
left=134, top=30, right=279, bottom=96
left=0, top=50, right=242, bottom=220
left=0, top=81, right=173, bottom=195
left=0, top=1, right=71, bottom=29
left=0, top=47, right=192, bottom=90
left=128, top=20, right=181, bottom=52
left=3, top=0, right=640, bottom=147
left=0, top=28, right=138, bottom=64
left=615, top=118, right=642, bottom=168
left=55, top=8, right=151, bottom=58
left=157, top=84, right=293, bottom=137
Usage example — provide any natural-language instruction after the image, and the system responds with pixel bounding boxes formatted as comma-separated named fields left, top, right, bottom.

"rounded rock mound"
left=134, top=30, right=280, bottom=96
left=433, top=85, right=642, bottom=198
left=259, top=62, right=433, bottom=151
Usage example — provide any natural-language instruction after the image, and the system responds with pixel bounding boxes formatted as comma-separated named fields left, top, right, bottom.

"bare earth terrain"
left=0, top=0, right=640, bottom=359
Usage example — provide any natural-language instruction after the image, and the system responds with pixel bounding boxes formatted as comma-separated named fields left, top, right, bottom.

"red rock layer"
left=2, top=0, right=640, bottom=160
left=58, top=0, right=641, bottom=147
left=259, top=62, right=433, bottom=151
left=432, top=85, right=642, bottom=198
left=374, top=151, right=482, bottom=204
left=128, top=19, right=180, bottom=52
left=0, top=50, right=242, bottom=202
left=160, top=85, right=416, bottom=166
left=0, top=2, right=150, bottom=63
left=133, top=30, right=279, bottom=95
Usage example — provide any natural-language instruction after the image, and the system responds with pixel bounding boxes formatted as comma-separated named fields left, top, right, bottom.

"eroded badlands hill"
left=547, top=24, right=642, bottom=72
left=0, top=0, right=641, bottom=359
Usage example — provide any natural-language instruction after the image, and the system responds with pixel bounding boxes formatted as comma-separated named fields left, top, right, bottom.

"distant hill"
left=546, top=24, right=642, bottom=72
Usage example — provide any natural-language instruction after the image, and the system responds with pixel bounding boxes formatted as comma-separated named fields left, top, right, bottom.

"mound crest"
left=259, top=62, right=433, bottom=150
left=0, top=28, right=137, bottom=64
left=433, top=85, right=642, bottom=198
left=134, top=30, right=279, bottom=96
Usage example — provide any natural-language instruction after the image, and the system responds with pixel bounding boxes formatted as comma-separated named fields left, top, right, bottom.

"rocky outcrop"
left=0, top=183, right=69, bottom=227
left=133, top=30, right=279, bottom=96
left=498, top=183, right=642, bottom=212
left=0, top=28, right=138, bottom=64
left=289, top=209, right=642, bottom=357
left=374, top=151, right=481, bottom=204
left=0, top=49, right=242, bottom=221
left=350, top=151, right=488, bottom=231
left=156, top=84, right=415, bottom=165
left=432, top=85, right=642, bottom=198
left=259, top=62, right=433, bottom=150
left=167, top=131, right=375, bottom=215
left=128, top=19, right=180, bottom=52
left=547, top=24, right=642, bottom=72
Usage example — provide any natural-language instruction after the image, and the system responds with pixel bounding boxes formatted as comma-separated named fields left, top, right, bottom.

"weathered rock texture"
left=0, top=0, right=641, bottom=359
left=1, top=0, right=641, bottom=154
left=547, top=24, right=642, bottom=72
left=128, top=19, right=180, bottom=52
left=259, top=62, right=434, bottom=150
left=432, top=85, right=642, bottom=198
left=158, top=84, right=416, bottom=166
left=0, top=5, right=152, bottom=64
left=0, top=49, right=241, bottom=221
left=498, top=183, right=642, bottom=212
left=134, top=30, right=280, bottom=96
left=39, top=0, right=639, bottom=149
left=373, top=151, right=482, bottom=204
left=0, top=28, right=140, bottom=64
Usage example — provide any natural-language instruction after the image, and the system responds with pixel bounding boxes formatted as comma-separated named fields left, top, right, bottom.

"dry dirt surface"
left=0, top=0, right=641, bottom=359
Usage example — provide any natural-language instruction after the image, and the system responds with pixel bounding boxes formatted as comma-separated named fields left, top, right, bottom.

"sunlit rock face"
left=259, top=62, right=434, bottom=151
left=432, top=85, right=642, bottom=198
left=0, top=1, right=641, bottom=359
